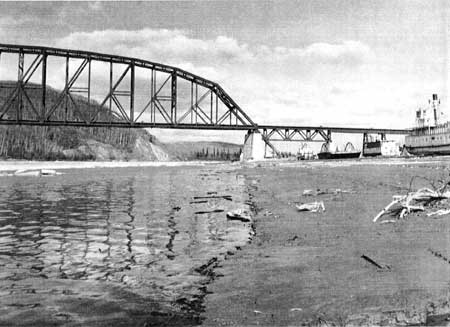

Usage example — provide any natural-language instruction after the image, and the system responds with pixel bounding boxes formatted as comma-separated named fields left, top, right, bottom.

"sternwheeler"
left=405, top=94, right=450, bottom=156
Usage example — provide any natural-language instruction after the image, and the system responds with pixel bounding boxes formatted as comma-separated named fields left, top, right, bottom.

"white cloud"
left=88, top=1, right=103, bottom=11
left=55, top=29, right=372, bottom=75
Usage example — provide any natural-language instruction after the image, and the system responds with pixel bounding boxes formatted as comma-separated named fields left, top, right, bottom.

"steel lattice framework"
left=0, top=44, right=258, bottom=128
left=0, top=43, right=411, bottom=156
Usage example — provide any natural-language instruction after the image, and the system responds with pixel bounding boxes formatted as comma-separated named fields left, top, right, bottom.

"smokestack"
left=433, top=94, right=438, bottom=101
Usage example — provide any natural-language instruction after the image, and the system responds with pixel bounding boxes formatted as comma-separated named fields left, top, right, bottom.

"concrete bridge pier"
left=241, top=130, right=273, bottom=161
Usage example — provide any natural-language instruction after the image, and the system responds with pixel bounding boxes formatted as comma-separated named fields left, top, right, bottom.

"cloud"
left=56, top=29, right=245, bottom=66
left=302, top=41, right=373, bottom=66
left=55, top=29, right=372, bottom=75
left=88, top=1, right=102, bottom=11
left=0, top=16, right=16, bottom=27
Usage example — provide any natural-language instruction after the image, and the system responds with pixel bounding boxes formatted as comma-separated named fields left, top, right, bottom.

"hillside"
left=0, top=81, right=169, bottom=161
left=0, top=82, right=242, bottom=161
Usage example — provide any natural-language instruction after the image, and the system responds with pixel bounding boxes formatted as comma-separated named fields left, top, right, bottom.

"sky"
left=0, top=0, right=448, bottom=145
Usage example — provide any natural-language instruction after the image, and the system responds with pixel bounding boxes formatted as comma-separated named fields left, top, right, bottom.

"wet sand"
left=204, top=159, right=450, bottom=326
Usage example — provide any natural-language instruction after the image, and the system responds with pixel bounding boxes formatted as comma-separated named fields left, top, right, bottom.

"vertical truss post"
left=195, top=83, right=198, bottom=124
left=130, top=63, right=135, bottom=123
left=380, top=133, right=386, bottom=141
left=109, top=60, right=113, bottom=123
left=151, top=69, right=155, bottom=123
left=263, top=129, right=268, bottom=158
left=210, top=89, right=213, bottom=123
left=190, top=81, right=193, bottom=124
left=41, top=53, right=47, bottom=122
left=87, top=58, right=91, bottom=119
left=327, top=130, right=332, bottom=142
left=171, top=72, right=177, bottom=123
left=215, top=90, right=218, bottom=125
left=64, top=56, right=69, bottom=122
left=17, top=51, right=24, bottom=122
left=149, top=69, right=153, bottom=123
left=153, top=70, right=157, bottom=123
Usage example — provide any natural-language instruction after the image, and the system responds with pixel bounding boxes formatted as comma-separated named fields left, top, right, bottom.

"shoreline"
left=0, top=159, right=238, bottom=172
left=2, top=156, right=450, bottom=173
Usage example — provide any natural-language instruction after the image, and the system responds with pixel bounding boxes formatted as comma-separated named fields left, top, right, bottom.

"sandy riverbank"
left=1, top=156, right=449, bottom=173
left=204, top=159, right=450, bottom=326
left=0, top=159, right=236, bottom=172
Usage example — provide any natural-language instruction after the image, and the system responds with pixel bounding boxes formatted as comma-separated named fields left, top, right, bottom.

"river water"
left=0, top=164, right=253, bottom=326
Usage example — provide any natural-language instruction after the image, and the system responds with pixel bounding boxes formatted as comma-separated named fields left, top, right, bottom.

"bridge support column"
left=241, top=130, right=270, bottom=161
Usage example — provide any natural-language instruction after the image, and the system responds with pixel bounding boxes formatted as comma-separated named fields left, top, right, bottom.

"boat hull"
left=363, top=141, right=381, bottom=157
left=317, top=151, right=361, bottom=160
left=405, top=145, right=450, bottom=156
left=405, top=130, right=450, bottom=156
left=362, top=147, right=381, bottom=157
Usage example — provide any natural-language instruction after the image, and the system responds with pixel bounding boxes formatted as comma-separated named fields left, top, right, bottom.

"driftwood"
left=373, top=187, right=450, bottom=222
left=296, top=201, right=325, bottom=213
left=426, top=209, right=450, bottom=217
left=190, top=200, right=209, bottom=204
left=194, top=209, right=224, bottom=215
left=361, top=254, right=391, bottom=270
left=193, top=195, right=232, bottom=201
left=226, top=209, right=252, bottom=222
left=302, top=188, right=353, bottom=196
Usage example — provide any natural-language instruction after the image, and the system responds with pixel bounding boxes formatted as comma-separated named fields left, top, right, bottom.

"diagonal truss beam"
left=177, top=88, right=211, bottom=124
left=45, top=58, right=88, bottom=120
left=0, top=53, right=44, bottom=120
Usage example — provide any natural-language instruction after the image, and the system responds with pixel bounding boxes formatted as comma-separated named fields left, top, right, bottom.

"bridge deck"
left=0, top=119, right=411, bottom=135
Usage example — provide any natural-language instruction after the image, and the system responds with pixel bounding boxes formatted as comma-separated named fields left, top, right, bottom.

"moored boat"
left=405, top=94, right=450, bottom=156
left=317, top=142, right=361, bottom=160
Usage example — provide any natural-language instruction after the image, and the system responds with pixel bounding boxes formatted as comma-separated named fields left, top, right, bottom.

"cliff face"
left=0, top=82, right=169, bottom=161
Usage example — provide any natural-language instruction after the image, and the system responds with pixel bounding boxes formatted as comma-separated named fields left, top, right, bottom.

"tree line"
left=0, top=83, right=145, bottom=160
left=193, top=147, right=241, bottom=161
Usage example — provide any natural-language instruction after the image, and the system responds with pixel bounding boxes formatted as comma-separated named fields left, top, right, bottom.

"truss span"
left=0, top=43, right=257, bottom=129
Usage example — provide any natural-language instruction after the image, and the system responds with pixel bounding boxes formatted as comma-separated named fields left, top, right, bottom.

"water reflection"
left=0, top=166, right=252, bottom=323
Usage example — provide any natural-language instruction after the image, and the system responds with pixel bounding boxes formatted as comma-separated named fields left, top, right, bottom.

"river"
left=0, top=164, right=254, bottom=326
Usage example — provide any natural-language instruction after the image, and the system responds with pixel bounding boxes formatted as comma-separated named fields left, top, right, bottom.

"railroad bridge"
left=0, top=44, right=410, bottom=159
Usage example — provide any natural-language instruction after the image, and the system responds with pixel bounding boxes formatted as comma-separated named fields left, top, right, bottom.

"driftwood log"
left=373, top=187, right=450, bottom=222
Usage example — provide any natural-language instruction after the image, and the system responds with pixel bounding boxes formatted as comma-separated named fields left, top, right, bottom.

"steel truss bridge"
left=0, top=44, right=410, bottom=155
